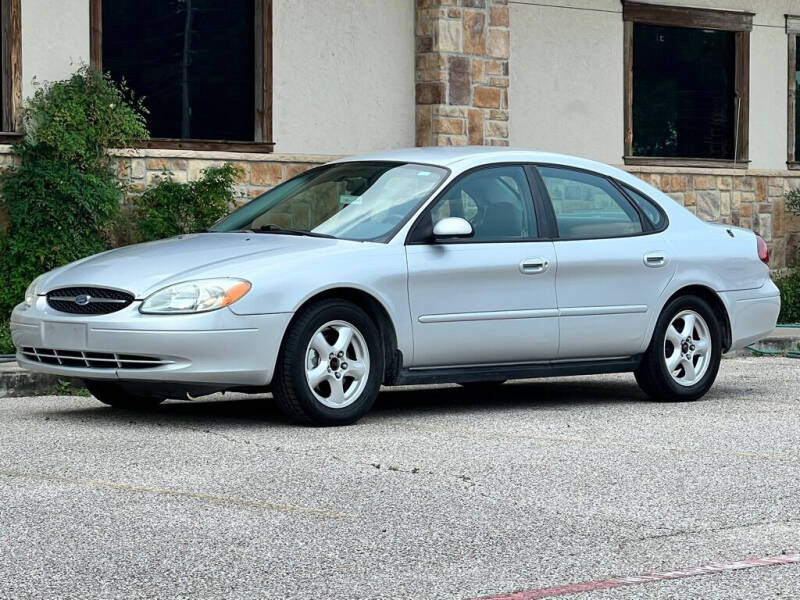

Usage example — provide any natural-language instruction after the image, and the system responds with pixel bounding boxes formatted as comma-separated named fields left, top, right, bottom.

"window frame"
left=0, top=0, right=21, bottom=140
left=787, top=15, right=800, bottom=169
left=405, top=163, right=548, bottom=245
left=530, top=164, right=671, bottom=242
left=89, top=0, right=273, bottom=152
left=622, top=1, right=752, bottom=169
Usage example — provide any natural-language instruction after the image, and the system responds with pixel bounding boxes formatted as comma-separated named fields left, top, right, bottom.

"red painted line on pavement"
left=467, top=553, right=800, bottom=600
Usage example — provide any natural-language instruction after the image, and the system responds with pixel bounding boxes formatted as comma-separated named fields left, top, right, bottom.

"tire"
left=272, top=299, right=384, bottom=426
left=634, top=295, right=722, bottom=402
left=84, top=380, right=165, bottom=409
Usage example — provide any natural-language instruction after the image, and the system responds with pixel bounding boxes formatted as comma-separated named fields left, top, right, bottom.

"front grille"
left=46, top=287, right=135, bottom=315
left=21, top=347, right=170, bottom=370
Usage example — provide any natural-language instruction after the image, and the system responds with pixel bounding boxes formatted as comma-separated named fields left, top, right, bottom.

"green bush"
left=0, top=320, right=12, bottom=354
left=780, top=190, right=800, bottom=324
left=134, top=163, right=242, bottom=242
left=777, top=273, right=800, bottom=324
left=0, top=66, right=148, bottom=351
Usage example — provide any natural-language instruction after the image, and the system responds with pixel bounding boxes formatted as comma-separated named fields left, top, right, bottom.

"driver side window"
left=429, top=166, right=537, bottom=241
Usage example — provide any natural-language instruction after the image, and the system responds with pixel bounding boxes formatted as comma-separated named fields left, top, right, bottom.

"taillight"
left=756, top=234, right=769, bottom=266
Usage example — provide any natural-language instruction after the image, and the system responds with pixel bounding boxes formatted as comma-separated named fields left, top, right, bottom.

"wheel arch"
left=660, top=285, right=732, bottom=352
left=284, top=287, right=400, bottom=384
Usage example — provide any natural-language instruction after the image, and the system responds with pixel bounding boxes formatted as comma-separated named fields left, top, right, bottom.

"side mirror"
left=432, top=217, right=473, bottom=240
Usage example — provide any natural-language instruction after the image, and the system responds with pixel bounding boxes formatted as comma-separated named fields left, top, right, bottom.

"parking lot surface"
left=1, top=356, right=799, bottom=599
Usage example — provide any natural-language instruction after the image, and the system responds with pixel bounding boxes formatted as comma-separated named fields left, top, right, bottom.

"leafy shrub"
left=23, top=66, right=148, bottom=170
left=780, top=190, right=800, bottom=323
left=786, top=188, right=800, bottom=217
left=777, top=273, right=800, bottom=324
left=0, top=319, right=12, bottom=354
left=134, top=163, right=242, bottom=242
left=0, top=66, right=148, bottom=348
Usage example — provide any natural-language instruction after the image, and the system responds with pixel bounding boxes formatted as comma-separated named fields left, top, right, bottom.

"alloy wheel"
left=663, top=309, right=712, bottom=387
left=304, top=320, right=370, bottom=408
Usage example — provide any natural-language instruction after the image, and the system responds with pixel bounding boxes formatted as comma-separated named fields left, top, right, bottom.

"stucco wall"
left=509, top=2, right=624, bottom=165
left=509, top=0, right=795, bottom=170
left=21, top=0, right=90, bottom=100
left=272, top=0, right=416, bottom=155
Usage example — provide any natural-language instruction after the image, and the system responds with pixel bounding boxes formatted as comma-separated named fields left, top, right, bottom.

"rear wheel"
left=273, top=299, right=383, bottom=426
left=635, top=295, right=721, bottom=402
left=84, top=380, right=165, bottom=409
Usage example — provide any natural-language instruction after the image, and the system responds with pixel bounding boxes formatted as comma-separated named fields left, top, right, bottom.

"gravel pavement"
left=1, top=356, right=798, bottom=599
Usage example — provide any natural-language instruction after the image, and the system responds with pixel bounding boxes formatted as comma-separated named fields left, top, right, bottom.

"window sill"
left=140, top=138, right=275, bottom=153
left=623, top=156, right=750, bottom=169
left=787, top=161, right=800, bottom=171
left=0, top=131, right=23, bottom=144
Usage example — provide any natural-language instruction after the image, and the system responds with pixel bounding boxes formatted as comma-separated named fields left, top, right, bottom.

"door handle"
left=520, top=258, right=550, bottom=274
left=643, top=252, right=667, bottom=267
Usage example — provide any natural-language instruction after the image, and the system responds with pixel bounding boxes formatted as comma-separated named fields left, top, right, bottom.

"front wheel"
left=635, top=295, right=722, bottom=402
left=84, top=380, right=165, bottom=409
left=272, top=299, right=384, bottom=426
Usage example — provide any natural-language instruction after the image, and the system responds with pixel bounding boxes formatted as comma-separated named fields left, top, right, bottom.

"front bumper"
left=719, top=282, right=781, bottom=350
left=10, top=298, right=292, bottom=387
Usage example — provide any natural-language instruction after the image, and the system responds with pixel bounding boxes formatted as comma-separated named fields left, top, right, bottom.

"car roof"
left=333, top=146, right=607, bottom=170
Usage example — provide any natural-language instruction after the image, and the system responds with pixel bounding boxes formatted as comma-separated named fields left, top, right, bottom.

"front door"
left=405, top=165, right=559, bottom=367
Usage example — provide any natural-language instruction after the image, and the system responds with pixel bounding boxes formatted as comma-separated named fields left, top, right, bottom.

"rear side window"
left=538, top=167, right=643, bottom=239
left=623, top=185, right=667, bottom=230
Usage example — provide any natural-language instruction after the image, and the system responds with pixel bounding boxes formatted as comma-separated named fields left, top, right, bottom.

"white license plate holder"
left=43, top=322, right=88, bottom=349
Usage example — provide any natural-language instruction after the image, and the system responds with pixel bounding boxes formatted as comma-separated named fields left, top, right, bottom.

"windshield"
left=210, top=161, right=449, bottom=241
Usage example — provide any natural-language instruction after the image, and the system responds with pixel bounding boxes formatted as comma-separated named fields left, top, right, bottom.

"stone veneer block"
left=697, top=190, right=721, bottom=221
left=463, top=10, right=486, bottom=54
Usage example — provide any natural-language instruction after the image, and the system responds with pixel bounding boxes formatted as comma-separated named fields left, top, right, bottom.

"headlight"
left=140, top=278, right=251, bottom=314
left=24, top=275, right=43, bottom=307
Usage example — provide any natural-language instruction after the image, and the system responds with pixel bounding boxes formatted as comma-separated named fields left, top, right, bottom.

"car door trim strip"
left=558, top=304, right=647, bottom=317
left=418, top=308, right=559, bottom=323
left=418, top=305, right=646, bottom=323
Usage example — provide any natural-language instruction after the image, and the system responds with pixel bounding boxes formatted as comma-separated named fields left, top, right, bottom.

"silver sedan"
left=10, top=148, right=780, bottom=425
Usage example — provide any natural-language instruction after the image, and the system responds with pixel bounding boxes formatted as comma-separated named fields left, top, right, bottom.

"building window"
left=90, top=0, right=272, bottom=151
left=623, top=1, right=752, bottom=168
left=0, top=0, right=21, bottom=135
left=787, top=16, right=800, bottom=167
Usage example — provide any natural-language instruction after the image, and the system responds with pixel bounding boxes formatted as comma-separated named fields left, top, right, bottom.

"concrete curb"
left=1, top=328, right=798, bottom=398
left=0, top=361, right=85, bottom=398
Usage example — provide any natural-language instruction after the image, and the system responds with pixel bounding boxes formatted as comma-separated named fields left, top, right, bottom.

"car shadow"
left=35, top=376, right=695, bottom=429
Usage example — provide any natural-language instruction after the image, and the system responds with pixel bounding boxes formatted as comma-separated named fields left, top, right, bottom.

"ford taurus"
left=10, top=148, right=780, bottom=425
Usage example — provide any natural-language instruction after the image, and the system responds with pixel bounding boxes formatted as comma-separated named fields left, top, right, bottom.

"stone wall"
left=415, top=0, right=510, bottom=147
left=112, top=149, right=331, bottom=204
left=626, top=167, right=800, bottom=270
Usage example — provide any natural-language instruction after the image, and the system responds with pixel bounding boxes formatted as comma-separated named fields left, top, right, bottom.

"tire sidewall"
left=652, top=295, right=722, bottom=400
left=286, top=302, right=383, bottom=425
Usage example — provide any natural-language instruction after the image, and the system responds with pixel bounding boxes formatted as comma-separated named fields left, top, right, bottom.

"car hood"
left=40, top=233, right=343, bottom=298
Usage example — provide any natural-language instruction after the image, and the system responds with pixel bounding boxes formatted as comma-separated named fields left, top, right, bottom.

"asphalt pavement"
left=1, top=356, right=799, bottom=599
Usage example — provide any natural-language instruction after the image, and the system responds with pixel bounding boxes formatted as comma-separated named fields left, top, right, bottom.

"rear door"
left=405, top=165, right=559, bottom=367
left=534, top=165, right=676, bottom=359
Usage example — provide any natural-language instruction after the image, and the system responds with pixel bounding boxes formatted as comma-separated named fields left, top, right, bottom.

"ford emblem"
left=75, top=295, right=91, bottom=306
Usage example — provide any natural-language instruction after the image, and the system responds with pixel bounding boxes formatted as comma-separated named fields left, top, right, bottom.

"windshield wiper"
left=253, top=224, right=336, bottom=239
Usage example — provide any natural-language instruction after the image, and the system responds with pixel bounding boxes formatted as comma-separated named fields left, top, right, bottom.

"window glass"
left=212, top=162, right=448, bottom=241
left=633, top=23, right=735, bottom=159
left=539, top=167, right=643, bottom=239
left=428, top=166, right=537, bottom=241
left=103, top=0, right=255, bottom=140
left=624, top=185, right=666, bottom=230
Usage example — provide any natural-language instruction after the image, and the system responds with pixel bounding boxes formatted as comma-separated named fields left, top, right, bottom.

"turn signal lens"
left=756, top=234, right=769, bottom=266
left=140, top=278, right=251, bottom=314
